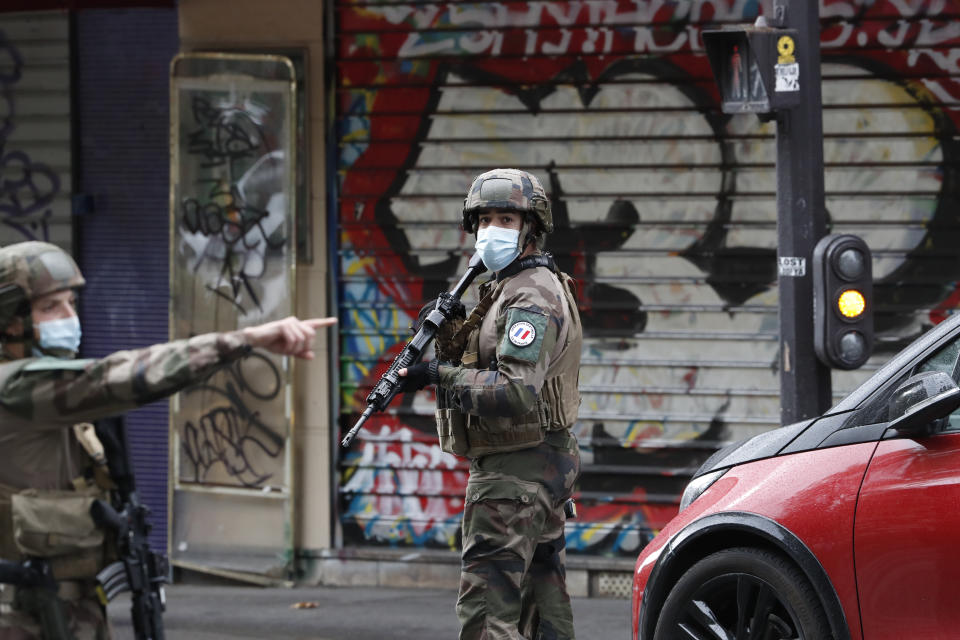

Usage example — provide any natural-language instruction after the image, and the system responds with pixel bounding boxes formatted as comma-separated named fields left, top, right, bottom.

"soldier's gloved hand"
left=21, top=559, right=57, bottom=592
left=398, top=360, right=441, bottom=392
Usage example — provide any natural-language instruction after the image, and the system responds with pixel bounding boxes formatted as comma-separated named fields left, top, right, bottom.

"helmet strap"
left=521, top=215, right=540, bottom=251
left=20, top=313, right=34, bottom=355
left=0, top=312, right=31, bottom=359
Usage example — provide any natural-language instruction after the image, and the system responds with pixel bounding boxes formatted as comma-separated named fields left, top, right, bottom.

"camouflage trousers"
left=457, top=430, right=581, bottom=640
left=0, top=590, right=110, bottom=640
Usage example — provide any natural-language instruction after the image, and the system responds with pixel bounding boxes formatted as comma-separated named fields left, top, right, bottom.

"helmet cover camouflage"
left=461, top=168, right=553, bottom=234
left=0, top=242, right=85, bottom=331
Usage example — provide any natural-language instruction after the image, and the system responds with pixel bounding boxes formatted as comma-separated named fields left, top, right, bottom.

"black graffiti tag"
left=0, top=30, right=59, bottom=240
left=187, top=95, right=263, bottom=169
left=181, top=181, right=286, bottom=313
left=180, top=351, right=285, bottom=487
left=181, top=182, right=284, bottom=251
left=180, top=92, right=287, bottom=314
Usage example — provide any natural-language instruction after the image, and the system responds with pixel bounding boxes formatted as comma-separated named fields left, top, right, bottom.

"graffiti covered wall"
left=334, top=0, right=960, bottom=557
left=0, top=11, right=71, bottom=249
left=170, top=55, right=299, bottom=574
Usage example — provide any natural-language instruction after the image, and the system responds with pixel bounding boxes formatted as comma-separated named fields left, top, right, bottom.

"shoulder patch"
left=508, top=321, right=536, bottom=347
left=23, top=357, right=94, bottom=372
left=499, top=308, right=548, bottom=363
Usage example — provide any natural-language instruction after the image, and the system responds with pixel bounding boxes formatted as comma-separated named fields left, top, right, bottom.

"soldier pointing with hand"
left=0, top=241, right=336, bottom=639
left=400, top=169, right=583, bottom=640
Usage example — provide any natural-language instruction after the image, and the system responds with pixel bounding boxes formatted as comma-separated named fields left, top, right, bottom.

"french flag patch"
left=508, top=321, right=536, bottom=347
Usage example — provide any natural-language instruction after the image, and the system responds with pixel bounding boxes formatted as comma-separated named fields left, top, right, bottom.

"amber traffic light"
left=813, top=235, right=873, bottom=370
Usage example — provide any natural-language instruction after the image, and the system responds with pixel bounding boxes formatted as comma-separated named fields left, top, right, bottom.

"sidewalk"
left=108, top=582, right=633, bottom=639
left=296, top=548, right=637, bottom=599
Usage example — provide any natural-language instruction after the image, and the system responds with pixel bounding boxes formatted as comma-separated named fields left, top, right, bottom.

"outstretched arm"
left=0, top=317, right=338, bottom=426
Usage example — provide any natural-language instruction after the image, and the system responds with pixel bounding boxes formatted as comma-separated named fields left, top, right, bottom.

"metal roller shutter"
left=75, top=7, right=178, bottom=553
left=0, top=10, right=72, bottom=249
left=333, top=1, right=960, bottom=558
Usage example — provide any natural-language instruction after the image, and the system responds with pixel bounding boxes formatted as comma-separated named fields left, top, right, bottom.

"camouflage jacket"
left=0, top=331, right=251, bottom=490
left=437, top=259, right=582, bottom=455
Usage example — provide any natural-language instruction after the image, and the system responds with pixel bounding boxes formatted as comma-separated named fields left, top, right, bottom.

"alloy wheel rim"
left=671, top=572, right=801, bottom=640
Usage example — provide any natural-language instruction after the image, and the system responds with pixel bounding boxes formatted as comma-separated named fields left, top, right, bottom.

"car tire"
left=653, top=546, right=832, bottom=640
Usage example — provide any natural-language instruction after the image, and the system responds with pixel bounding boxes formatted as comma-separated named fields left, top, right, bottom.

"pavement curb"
left=294, top=548, right=636, bottom=598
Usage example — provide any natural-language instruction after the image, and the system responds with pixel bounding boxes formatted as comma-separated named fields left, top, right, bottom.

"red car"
left=632, top=313, right=960, bottom=640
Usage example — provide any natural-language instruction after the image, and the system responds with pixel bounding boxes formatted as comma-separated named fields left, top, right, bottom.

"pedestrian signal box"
left=702, top=26, right=802, bottom=114
left=813, top=234, right=874, bottom=370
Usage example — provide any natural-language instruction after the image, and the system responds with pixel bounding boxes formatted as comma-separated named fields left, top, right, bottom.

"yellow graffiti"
left=578, top=523, right=607, bottom=543
left=346, top=256, right=385, bottom=356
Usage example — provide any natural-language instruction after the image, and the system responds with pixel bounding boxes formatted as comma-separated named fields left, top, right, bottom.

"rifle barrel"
left=341, top=406, right=374, bottom=447
left=340, top=253, right=486, bottom=449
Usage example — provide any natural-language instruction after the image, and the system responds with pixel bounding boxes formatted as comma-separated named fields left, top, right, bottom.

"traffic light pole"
left=773, top=0, right=832, bottom=423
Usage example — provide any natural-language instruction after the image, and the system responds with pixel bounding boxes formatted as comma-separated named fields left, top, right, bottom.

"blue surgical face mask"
left=475, top=225, right=521, bottom=272
left=33, top=316, right=82, bottom=356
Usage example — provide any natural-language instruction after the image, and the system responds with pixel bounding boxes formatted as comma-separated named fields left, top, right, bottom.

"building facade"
left=331, top=0, right=960, bottom=567
left=4, top=0, right=960, bottom=592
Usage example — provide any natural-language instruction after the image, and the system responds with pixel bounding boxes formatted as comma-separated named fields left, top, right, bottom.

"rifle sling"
left=450, top=253, right=555, bottom=351
left=449, top=282, right=502, bottom=356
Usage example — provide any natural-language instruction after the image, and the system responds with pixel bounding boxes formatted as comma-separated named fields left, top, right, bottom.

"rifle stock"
left=341, top=253, right=486, bottom=447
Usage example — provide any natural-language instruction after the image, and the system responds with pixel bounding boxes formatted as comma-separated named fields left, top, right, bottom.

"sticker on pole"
left=776, top=62, right=799, bottom=92
left=779, top=257, right=806, bottom=277
left=776, top=36, right=799, bottom=92
left=508, top=321, right=536, bottom=347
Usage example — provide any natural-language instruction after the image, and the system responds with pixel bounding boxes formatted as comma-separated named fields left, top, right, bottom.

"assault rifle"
left=341, top=253, right=486, bottom=447
left=0, top=557, right=73, bottom=640
left=90, top=416, right=168, bottom=640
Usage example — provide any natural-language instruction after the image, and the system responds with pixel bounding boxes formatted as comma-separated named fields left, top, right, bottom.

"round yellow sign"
left=777, top=36, right=795, bottom=58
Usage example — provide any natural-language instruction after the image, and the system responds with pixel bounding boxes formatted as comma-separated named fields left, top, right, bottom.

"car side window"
left=914, top=338, right=960, bottom=430
left=843, top=336, right=960, bottom=429
left=915, top=338, right=960, bottom=378
left=843, top=368, right=911, bottom=427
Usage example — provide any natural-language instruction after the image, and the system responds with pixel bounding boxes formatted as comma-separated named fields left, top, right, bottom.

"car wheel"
left=653, top=546, right=832, bottom=640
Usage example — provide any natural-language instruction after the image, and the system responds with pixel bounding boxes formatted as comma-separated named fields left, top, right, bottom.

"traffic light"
left=813, top=234, right=874, bottom=370
left=702, top=24, right=802, bottom=114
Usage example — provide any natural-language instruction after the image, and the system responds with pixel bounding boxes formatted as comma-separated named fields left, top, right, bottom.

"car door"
left=854, top=337, right=960, bottom=639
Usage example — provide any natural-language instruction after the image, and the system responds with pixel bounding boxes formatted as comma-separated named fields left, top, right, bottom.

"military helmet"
left=0, top=242, right=85, bottom=331
left=461, top=168, right=553, bottom=234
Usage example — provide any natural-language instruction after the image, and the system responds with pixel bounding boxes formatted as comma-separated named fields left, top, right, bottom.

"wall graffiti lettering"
left=186, top=95, right=263, bottom=169
left=340, top=424, right=468, bottom=548
left=180, top=179, right=285, bottom=313
left=0, top=30, right=61, bottom=242
left=178, top=93, right=288, bottom=315
left=180, top=351, right=284, bottom=487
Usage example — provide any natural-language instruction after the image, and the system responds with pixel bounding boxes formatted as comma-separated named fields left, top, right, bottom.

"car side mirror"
left=888, top=371, right=960, bottom=436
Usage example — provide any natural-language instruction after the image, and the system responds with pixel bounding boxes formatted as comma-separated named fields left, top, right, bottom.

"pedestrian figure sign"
left=703, top=26, right=802, bottom=114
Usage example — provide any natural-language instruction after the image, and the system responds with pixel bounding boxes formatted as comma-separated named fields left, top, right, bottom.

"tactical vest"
left=0, top=361, right=112, bottom=580
left=436, top=263, right=582, bottom=458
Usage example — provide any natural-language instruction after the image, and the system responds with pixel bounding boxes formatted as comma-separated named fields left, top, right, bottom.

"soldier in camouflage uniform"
left=0, top=241, right=336, bottom=639
left=402, top=169, right=583, bottom=640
